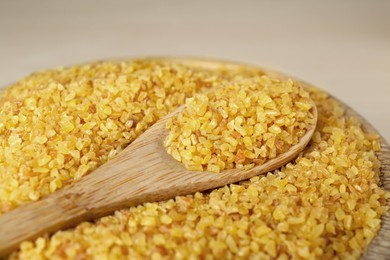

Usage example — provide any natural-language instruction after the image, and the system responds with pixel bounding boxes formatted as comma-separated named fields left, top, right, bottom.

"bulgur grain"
left=0, top=61, right=216, bottom=213
left=164, top=77, right=316, bottom=172
left=0, top=59, right=387, bottom=259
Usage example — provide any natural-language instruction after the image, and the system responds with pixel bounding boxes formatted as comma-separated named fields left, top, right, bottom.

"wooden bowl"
left=1, top=57, right=389, bottom=258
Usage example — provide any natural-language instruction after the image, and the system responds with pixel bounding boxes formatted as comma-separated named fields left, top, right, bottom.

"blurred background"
left=0, top=0, right=389, bottom=141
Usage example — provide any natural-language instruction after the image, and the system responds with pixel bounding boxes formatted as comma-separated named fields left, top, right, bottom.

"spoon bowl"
left=0, top=80, right=317, bottom=258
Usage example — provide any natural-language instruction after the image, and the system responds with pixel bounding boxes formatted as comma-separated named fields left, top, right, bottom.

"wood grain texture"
left=0, top=60, right=317, bottom=257
left=0, top=58, right=388, bottom=259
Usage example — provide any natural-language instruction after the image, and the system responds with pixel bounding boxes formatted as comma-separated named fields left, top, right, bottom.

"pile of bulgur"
left=0, top=61, right=215, bottom=212
left=0, top=60, right=387, bottom=259
left=164, top=77, right=316, bottom=172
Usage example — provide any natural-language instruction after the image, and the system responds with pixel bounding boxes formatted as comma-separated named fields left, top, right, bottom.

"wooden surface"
left=0, top=70, right=317, bottom=257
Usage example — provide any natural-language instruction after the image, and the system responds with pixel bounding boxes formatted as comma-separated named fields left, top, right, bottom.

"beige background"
left=0, top=0, right=389, bottom=142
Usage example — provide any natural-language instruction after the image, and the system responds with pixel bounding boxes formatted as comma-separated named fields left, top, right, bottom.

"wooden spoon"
left=0, top=103, right=317, bottom=256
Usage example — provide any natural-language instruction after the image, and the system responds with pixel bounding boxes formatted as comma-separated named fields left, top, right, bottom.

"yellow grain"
left=0, top=60, right=386, bottom=260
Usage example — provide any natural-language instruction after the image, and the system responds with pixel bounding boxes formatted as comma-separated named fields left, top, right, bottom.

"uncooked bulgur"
left=0, top=59, right=387, bottom=259
left=164, top=76, right=316, bottom=172
left=0, top=60, right=217, bottom=213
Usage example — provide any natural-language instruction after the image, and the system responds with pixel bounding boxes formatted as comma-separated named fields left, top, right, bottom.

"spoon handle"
left=0, top=118, right=176, bottom=256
